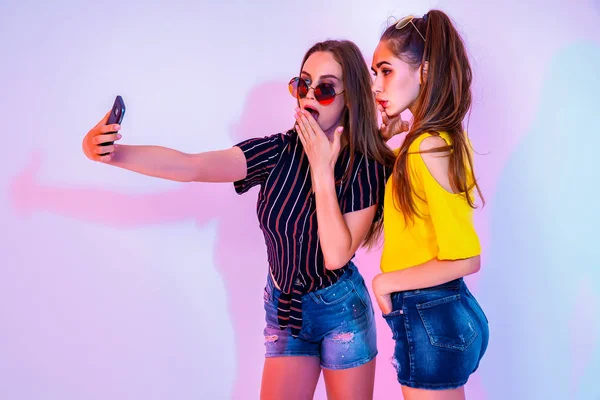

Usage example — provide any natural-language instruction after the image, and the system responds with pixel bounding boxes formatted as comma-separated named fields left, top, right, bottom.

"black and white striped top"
left=234, top=130, right=386, bottom=337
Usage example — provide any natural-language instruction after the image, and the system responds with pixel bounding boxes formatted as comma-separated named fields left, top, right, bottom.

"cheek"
left=319, top=100, right=345, bottom=128
left=326, top=97, right=345, bottom=116
left=388, top=74, right=419, bottom=104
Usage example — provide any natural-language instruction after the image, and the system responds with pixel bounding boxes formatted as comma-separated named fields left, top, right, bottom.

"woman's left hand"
left=294, top=108, right=342, bottom=176
left=372, top=273, right=393, bottom=315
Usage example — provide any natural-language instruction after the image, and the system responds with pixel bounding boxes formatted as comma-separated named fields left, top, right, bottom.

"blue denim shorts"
left=263, top=263, right=377, bottom=370
left=383, top=278, right=489, bottom=390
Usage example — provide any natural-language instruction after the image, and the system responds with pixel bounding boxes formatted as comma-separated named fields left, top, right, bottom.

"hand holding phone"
left=98, top=95, right=126, bottom=156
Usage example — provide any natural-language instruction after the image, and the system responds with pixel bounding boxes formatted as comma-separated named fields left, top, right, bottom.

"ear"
left=419, top=61, right=429, bottom=85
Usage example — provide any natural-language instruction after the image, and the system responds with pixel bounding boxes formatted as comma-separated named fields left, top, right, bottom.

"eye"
left=382, top=69, right=392, bottom=76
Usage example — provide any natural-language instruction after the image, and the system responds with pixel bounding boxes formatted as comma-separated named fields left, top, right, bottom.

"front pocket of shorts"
left=416, top=294, right=477, bottom=351
left=316, top=281, right=354, bottom=305
left=383, top=309, right=404, bottom=340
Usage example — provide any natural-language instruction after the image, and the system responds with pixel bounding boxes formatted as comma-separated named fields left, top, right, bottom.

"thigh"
left=323, top=358, right=376, bottom=400
left=261, top=356, right=322, bottom=400
left=401, top=385, right=465, bottom=400
left=316, top=275, right=378, bottom=370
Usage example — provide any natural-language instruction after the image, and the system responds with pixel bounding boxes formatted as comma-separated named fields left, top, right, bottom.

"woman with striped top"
left=370, top=10, right=489, bottom=399
left=81, top=40, right=394, bottom=399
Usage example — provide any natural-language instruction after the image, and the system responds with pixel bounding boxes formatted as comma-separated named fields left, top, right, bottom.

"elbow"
left=468, top=255, right=481, bottom=275
left=323, top=254, right=349, bottom=271
left=324, top=262, right=346, bottom=271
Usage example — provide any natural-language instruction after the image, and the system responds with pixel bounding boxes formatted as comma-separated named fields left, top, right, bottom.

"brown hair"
left=380, top=10, right=484, bottom=222
left=300, top=40, right=396, bottom=246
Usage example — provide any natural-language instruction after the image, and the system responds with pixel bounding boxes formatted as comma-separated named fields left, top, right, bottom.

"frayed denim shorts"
left=263, top=263, right=377, bottom=370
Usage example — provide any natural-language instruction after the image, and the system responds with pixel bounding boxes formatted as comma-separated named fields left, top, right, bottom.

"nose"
left=305, top=85, right=316, bottom=100
left=372, top=75, right=383, bottom=95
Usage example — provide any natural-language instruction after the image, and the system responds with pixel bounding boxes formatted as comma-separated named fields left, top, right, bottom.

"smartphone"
left=99, top=95, right=126, bottom=156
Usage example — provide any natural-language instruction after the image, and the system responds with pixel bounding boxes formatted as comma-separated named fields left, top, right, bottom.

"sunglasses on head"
left=288, top=77, right=344, bottom=106
left=395, top=15, right=427, bottom=42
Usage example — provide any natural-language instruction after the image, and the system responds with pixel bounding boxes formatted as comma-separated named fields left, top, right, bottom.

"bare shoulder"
left=419, top=134, right=450, bottom=154
left=418, top=135, right=453, bottom=193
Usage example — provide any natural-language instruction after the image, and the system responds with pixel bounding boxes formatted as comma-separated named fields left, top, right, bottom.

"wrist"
left=311, top=168, right=335, bottom=191
left=374, top=272, right=396, bottom=296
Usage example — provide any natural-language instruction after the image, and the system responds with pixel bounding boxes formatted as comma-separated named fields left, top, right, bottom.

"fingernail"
left=295, top=107, right=300, bottom=112
left=117, top=134, right=122, bottom=139
left=114, top=125, right=120, bottom=130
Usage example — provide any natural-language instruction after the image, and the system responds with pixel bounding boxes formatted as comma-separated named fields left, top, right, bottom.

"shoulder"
left=413, top=133, right=454, bottom=193
left=408, top=132, right=451, bottom=152
left=234, top=130, right=294, bottom=160
left=419, top=135, right=450, bottom=152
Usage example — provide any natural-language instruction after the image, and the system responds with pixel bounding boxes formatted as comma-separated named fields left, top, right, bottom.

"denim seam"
left=401, top=302, right=415, bottom=382
left=265, top=352, right=320, bottom=358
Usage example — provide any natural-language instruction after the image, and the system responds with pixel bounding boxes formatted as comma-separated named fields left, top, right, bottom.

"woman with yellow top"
left=370, top=10, right=489, bottom=399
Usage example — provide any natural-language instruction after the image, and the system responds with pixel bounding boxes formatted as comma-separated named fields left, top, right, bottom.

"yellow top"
left=380, top=132, right=481, bottom=272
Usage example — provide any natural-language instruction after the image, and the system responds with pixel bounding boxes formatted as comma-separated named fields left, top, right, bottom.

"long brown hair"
left=300, top=40, right=396, bottom=246
left=380, top=10, right=484, bottom=222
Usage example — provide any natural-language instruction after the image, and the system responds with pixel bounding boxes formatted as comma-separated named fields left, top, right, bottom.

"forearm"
left=375, top=256, right=481, bottom=294
left=313, top=170, right=352, bottom=270
left=108, top=145, right=246, bottom=183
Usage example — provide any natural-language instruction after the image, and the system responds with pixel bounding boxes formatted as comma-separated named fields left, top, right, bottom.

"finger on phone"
left=95, top=145, right=115, bottom=155
left=98, top=124, right=120, bottom=134
left=98, top=154, right=112, bottom=163
left=94, top=133, right=120, bottom=144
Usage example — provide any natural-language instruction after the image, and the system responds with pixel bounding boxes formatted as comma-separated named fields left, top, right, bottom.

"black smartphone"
left=99, top=95, right=126, bottom=156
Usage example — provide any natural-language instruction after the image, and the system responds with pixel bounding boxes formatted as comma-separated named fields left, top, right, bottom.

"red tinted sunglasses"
left=288, top=77, right=344, bottom=106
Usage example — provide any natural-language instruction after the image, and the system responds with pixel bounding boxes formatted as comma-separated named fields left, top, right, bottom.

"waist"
left=391, top=278, right=464, bottom=298
left=267, top=262, right=359, bottom=298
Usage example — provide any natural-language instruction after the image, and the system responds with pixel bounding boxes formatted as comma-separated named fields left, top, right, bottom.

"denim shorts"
left=263, top=263, right=378, bottom=370
left=383, top=278, right=489, bottom=390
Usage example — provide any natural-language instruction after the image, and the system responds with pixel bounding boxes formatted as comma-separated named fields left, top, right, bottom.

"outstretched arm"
left=84, top=110, right=247, bottom=183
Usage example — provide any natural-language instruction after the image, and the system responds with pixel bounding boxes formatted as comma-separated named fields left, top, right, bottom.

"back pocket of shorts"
left=416, top=294, right=477, bottom=351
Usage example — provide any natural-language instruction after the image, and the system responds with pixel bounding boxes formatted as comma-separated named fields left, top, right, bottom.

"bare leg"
left=322, top=358, right=376, bottom=400
left=402, top=385, right=466, bottom=400
left=260, top=356, right=322, bottom=400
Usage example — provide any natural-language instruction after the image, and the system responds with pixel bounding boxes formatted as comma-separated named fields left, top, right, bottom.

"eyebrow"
left=301, top=71, right=340, bottom=81
left=371, top=61, right=392, bottom=71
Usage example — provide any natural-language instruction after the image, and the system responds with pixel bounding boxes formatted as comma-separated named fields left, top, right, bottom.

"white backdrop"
left=2, top=0, right=600, bottom=399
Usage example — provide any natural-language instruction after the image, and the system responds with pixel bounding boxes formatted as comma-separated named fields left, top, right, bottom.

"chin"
left=318, top=120, right=335, bottom=133
left=385, top=108, right=402, bottom=118
left=387, top=103, right=410, bottom=119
